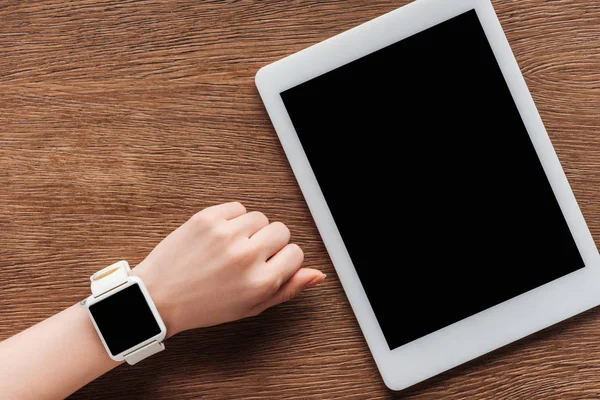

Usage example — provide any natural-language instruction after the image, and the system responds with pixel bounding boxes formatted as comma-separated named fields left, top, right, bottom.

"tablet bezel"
left=255, top=0, right=600, bottom=391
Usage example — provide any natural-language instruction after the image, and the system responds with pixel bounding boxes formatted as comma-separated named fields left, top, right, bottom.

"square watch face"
left=88, top=283, right=162, bottom=355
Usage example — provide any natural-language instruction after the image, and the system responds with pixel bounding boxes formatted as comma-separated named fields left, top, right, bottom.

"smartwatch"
left=83, top=260, right=167, bottom=365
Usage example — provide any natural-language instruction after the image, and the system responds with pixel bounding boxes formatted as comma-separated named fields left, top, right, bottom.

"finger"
left=266, top=243, right=305, bottom=286
left=229, top=211, right=269, bottom=237
left=249, top=221, right=291, bottom=259
left=251, top=268, right=326, bottom=314
left=202, top=202, right=247, bottom=221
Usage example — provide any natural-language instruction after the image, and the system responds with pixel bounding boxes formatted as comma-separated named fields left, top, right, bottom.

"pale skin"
left=0, top=202, right=326, bottom=399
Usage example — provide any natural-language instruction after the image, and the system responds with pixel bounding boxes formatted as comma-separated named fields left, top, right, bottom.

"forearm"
left=0, top=303, right=120, bottom=400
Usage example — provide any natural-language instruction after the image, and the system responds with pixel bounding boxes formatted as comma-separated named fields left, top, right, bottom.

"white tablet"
left=255, top=0, right=600, bottom=391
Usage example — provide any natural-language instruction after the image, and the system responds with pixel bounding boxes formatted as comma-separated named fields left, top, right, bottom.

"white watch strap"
left=90, top=260, right=131, bottom=297
left=124, top=341, right=165, bottom=365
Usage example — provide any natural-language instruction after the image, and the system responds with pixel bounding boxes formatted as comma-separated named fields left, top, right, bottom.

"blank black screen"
left=89, top=284, right=161, bottom=355
left=280, top=10, right=584, bottom=350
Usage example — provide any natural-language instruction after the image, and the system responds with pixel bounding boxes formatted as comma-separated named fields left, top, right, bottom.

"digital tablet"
left=255, top=0, right=600, bottom=391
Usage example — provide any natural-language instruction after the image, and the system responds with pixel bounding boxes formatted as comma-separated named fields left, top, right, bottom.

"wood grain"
left=0, top=0, right=599, bottom=398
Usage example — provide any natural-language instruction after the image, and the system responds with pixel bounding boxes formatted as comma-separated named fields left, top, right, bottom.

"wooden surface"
left=0, top=0, right=599, bottom=398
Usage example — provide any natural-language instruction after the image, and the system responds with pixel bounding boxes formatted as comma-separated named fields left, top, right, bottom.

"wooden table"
left=1, top=1, right=599, bottom=398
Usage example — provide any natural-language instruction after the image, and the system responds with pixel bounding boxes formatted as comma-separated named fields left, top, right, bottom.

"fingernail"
left=306, top=273, right=326, bottom=288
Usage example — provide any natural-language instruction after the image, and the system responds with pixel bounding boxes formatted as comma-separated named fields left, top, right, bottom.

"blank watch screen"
left=89, top=283, right=161, bottom=355
left=279, top=10, right=585, bottom=350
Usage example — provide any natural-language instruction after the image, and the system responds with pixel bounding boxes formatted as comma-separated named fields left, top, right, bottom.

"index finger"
left=201, top=201, right=247, bottom=220
left=267, top=243, right=305, bottom=287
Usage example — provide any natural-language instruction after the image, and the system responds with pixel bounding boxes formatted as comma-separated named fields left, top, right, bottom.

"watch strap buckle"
left=90, top=260, right=131, bottom=297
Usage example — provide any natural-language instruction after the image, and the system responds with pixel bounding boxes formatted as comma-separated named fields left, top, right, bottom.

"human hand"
left=132, top=202, right=326, bottom=337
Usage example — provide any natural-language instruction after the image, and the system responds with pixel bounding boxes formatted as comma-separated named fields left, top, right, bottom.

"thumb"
left=250, top=268, right=326, bottom=315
